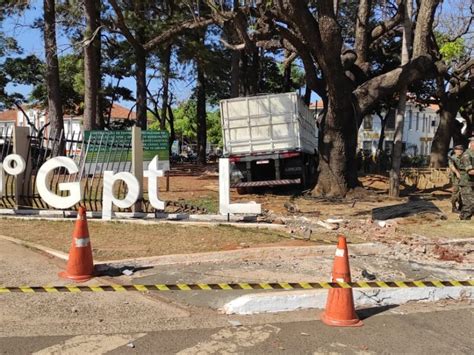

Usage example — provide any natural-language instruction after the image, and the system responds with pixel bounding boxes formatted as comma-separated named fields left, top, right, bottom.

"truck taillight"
left=229, top=156, right=241, bottom=163
left=281, top=152, right=300, bottom=159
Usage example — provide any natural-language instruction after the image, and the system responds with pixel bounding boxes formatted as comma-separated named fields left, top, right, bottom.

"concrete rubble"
left=258, top=209, right=473, bottom=268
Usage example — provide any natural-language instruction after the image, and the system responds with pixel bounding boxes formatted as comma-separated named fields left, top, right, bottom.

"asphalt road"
left=1, top=307, right=473, bottom=354
left=1, top=237, right=473, bottom=354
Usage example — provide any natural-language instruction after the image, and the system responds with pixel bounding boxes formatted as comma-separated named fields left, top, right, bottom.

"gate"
left=0, top=128, right=139, bottom=212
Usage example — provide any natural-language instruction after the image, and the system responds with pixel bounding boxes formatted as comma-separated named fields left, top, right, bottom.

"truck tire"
left=237, top=187, right=254, bottom=195
left=307, top=155, right=317, bottom=187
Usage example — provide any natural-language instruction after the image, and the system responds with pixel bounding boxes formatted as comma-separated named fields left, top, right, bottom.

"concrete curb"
left=0, top=209, right=259, bottom=223
left=0, top=234, right=69, bottom=261
left=221, top=287, right=473, bottom=315
left=0, top=233, right=382, bottom=266
left=0, top=213, right=285, bottom=231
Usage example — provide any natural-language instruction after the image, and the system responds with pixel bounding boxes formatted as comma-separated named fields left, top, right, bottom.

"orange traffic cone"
left=321, top=235, right=363, bottom=327
left=59, top=207, right=94, bottom=282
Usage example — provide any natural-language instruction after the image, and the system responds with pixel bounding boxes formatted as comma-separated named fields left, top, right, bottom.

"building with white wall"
left=309, top=101, right=454, bottom=157
left=0, top=104, right=136, bottom=137
left=359, top=103, right=442, bottom=156
left=0, top=109, right=16, bottom=133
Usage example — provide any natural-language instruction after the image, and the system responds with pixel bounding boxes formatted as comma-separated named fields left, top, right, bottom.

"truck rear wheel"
left=301, top=154, right=316, bottom=189
left=237, top=187, right=254, bottom=195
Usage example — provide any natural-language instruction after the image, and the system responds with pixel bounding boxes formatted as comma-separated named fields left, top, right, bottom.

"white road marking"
left=33, top=333, right=146, bottom=354
left=177, top=324, right=280, bottom=354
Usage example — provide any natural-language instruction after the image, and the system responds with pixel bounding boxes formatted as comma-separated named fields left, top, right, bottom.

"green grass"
left=184, top=196, right=219, bottom=213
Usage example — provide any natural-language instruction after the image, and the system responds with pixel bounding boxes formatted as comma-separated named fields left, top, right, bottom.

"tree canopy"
left=0, top=0, right=472, bottom=196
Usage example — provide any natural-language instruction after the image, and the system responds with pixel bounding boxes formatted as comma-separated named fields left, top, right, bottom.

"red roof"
left=110, top=104, right=136, bottom=120
left=0, top=109, right=18, bottom=122
left=0, top=104, right=136, bottom=124
left=309, top=102, right=324, bottom=110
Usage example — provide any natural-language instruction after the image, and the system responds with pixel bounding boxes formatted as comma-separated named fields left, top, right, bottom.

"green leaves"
left=0, top=55, right=43, bottom=109
left=30, top=54, right=84, bottom=114
left=439, top=38, right=465, bottom=63
left=435, top=32, right=466, bottom=63
left=150, top=99, right=222, bottom=145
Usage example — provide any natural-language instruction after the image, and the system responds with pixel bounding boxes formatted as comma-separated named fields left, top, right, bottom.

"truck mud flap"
left=231, top=179, right=301, bottom=188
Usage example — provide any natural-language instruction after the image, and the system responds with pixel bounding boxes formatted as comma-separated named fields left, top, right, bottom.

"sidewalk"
left=102, top=238, right=473, bottom=313
left=1, top=234, right=472, bottom=319
left=0, top=239, right=190, bottom=338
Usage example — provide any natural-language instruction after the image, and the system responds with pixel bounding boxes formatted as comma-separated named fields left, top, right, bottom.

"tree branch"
left=144, top=18, right=215, bottom=52
left=283, top=52, right=298, bottom=69
left=14, top=102, right=38, bottom=133
left=106, top=0, right=143, bottom=51
left=355, top=0, right=372, bottom=71
left=219, top=38, right=245, bottom=50
left=371, top=1, right=404, bottom=41
left=354, top=56, right=436, bottom=116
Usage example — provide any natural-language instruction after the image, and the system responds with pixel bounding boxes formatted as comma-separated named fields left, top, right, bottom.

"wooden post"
left=131, top=126, right=143, bottom=213
left=166, top=170, right=170, bottom=192
left=13, top=127, right=32, bottom=209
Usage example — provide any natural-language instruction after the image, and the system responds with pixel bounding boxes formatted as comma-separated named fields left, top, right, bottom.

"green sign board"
left=142, top=130, right=169, bottom=161
left=83, top=130, right=169, bottom=171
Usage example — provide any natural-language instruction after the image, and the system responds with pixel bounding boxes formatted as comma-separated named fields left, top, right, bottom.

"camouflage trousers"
left=451, top=185, right=462, bottom=208
left=459, top=186, right=474, bottom=220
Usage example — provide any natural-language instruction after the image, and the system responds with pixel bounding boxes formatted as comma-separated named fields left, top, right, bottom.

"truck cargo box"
left=220, top=92, right=317, bottom=156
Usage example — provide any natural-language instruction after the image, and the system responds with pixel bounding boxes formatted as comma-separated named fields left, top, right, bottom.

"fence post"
left=131, top=126, right=143, bottom=213
left=13, top=127, right=32, bottom=209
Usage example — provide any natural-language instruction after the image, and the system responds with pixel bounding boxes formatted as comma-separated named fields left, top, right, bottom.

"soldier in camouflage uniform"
left=448, top=145, right=464, bottom=212
left=459, top=137, right=474, bottom=220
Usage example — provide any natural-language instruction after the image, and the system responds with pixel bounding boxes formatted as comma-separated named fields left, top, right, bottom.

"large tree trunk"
left=377, top=114, right=387, bottom=152
left=314, top=98, right=359, bottom=197
left=248, top=48, right=260, bottom=95
left=196, top=62, right=207, bottom=165
left=95, top=2, right=104, bottom=130
left=160, top=44, right=172, bottom=130
left=389, top=0, right=412, bottom=198
left=225, top=4, right=241, bottom=99
left=239, top=53, right=248, bottom=95
left=283, top=51, right=292, bottom=92
left=430, top=103, right=459, bottom=167
left=389, top=90, right=408, bottom=197
left=43, top=0, right=64, bottom=136
left=230, top=50, right=240, bottom=97
left=83, top=0, right=99, bottom=131
left=167, top=103, right=175, bottom=143
left=135, top=47, right=147, bottom=129
left=309, top=1, right=359, bottom=196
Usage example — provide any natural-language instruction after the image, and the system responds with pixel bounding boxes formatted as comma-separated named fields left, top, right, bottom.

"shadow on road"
left=357, top=304, right=399, bottom=320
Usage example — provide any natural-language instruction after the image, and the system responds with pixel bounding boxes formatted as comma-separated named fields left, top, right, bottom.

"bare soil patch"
left=160, top=172, right=473, bottom=241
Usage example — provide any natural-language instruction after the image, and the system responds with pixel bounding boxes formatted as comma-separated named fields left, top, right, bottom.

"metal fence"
left=0, top=129, right=141, bottom=212
left=0, top=126, right=14, bottom=208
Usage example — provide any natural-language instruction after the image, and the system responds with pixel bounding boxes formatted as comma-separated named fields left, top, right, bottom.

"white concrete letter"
left=219, top=158, right=261, bottom=215
left=0, top=163, right=4, bottom=198
left=102, top=171, right=140, bottom=220
left=3, top=154, right=26, bottom=176
left=36, top=157, right=81, bottom=209
left=144, top=156, right=165, bottom=210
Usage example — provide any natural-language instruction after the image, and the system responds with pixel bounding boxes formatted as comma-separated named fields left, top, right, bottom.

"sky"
left=1, top=1, right=193, bottom=110
left=1, top=1, right=465, bottom=111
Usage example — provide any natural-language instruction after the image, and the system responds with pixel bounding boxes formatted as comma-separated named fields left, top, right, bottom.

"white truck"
left=220, top=92, right=318, bottom=193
